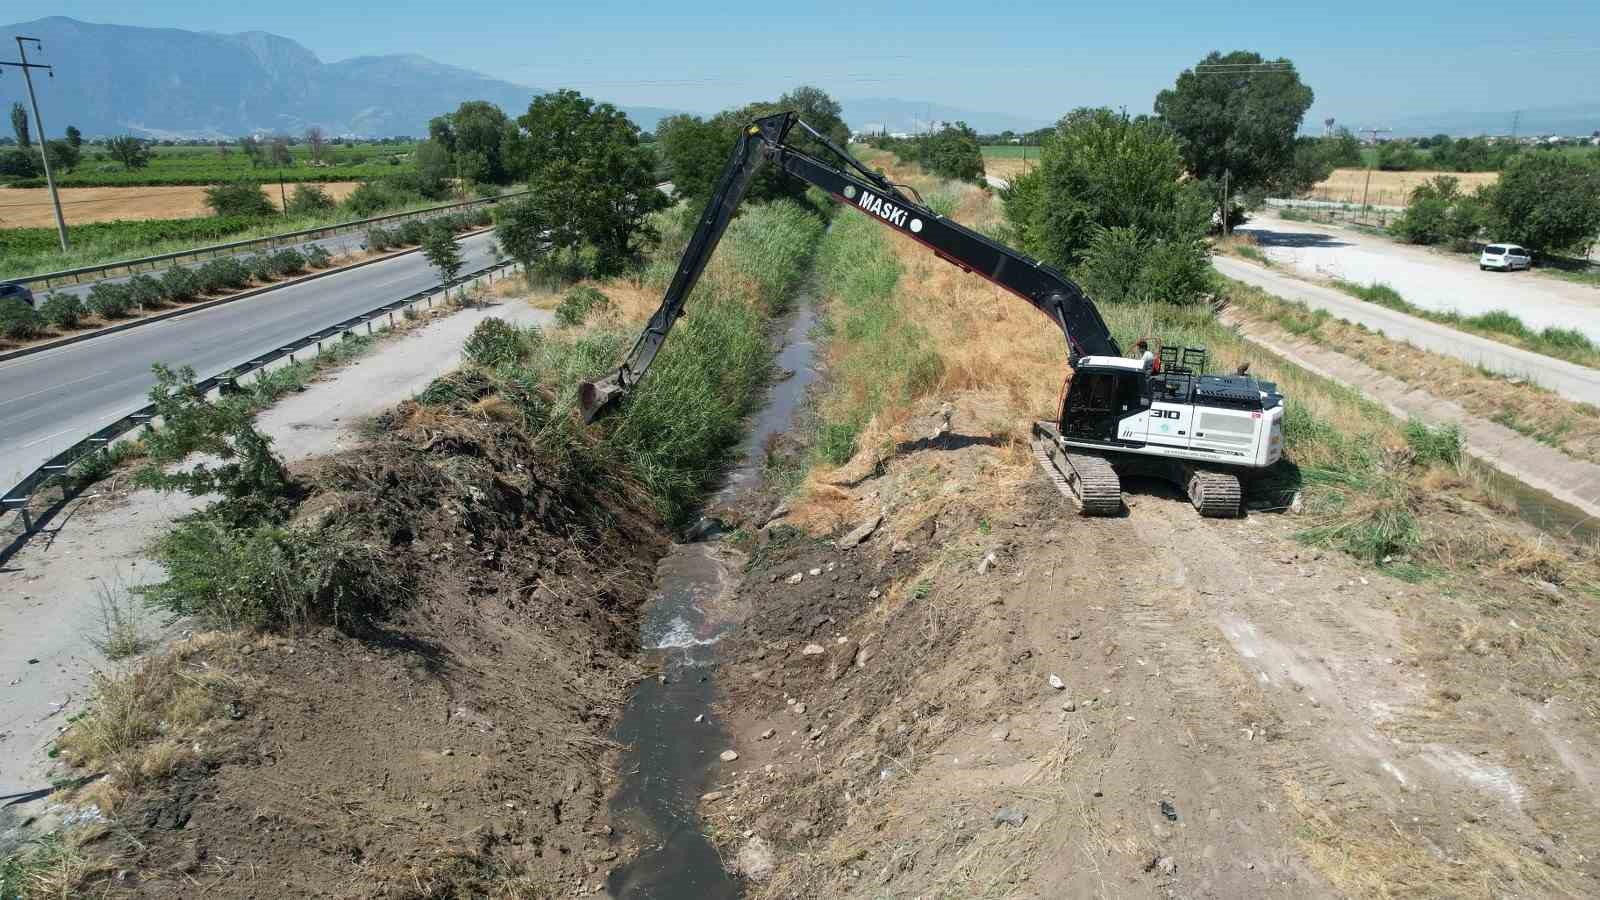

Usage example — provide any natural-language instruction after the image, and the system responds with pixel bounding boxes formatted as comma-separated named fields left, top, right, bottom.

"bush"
left=272, top=248, right=307, bottom=276
left=86, top=282, right=134, bottom=318
left=126, top=273, right=167, bottom=308
left=39, top=292, right=83, bottom=329
left=203, top=181, right=276, bottom=218
left=463, top=317, right=531, bottom=367
left=284, top=184, right=335, bottom=216
left=161, top=265, right=201, bottom=301
left=365, top=227, right=394, bottom=252
left=196, top=257, right=249, bottom=293
left=244, top=253, right=278, bottom=283
left=555, top=285, right=611, bottom=328
left=395, top=219, right=428, bottom=246
left=0, top=298, right=43, bottom=340
left=305, top=244, right=333, bottom=268
left=1490, top=151, right=1600, bottom=254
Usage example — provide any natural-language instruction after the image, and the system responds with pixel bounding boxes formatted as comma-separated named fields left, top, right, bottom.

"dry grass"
left=0, top=182, right=364, bottom=227
left=1306, top=168, right=1499, bottom=207
left=88, top=582, right=149, bottom=661
left=56, top=631, right=259, bottom=811
left=983, top=155, right=1035, bottom=182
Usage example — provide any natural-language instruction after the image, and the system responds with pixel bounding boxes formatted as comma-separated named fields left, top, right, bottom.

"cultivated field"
left=0, top=182, right=364, bottom=228
left=3, top=142, right=417, bottom=188
left=1306, top=167, right=1500, bottom=206
left=981, top=144, right=1038, bottom=181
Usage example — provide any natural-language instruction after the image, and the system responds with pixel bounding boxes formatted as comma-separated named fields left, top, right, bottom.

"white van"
left=1480, top=243, right=1531, bottom=271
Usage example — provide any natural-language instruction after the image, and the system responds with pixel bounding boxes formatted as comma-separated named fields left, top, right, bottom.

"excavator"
left=581, top=112, right=1285, bottom=518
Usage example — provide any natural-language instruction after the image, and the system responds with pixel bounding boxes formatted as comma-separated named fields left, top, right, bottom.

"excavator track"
left=1186, top=468, right=1242, bottom=518
left=1031, top=423, right=1122, bottom=516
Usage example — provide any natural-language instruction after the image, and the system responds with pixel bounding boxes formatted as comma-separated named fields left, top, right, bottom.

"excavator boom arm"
left=580, top=112, right=1120, bottom=421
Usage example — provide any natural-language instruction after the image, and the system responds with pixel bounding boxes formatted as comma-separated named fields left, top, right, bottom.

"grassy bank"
left=1328, top=278, right=1600, bottom=369
left=2, top=142, right=416, bottom=189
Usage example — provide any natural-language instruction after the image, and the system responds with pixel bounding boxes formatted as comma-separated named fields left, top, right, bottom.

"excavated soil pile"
left=104, top=404, right=667, bottom=897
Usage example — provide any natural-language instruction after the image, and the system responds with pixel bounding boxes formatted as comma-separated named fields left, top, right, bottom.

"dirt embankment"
left=56, top=407, right=668, bottom=896
left=688, top=152, right=1600, bottom=897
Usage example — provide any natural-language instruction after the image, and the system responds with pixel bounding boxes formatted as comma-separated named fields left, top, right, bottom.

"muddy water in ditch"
left=606, top=299, right=820, bottom=899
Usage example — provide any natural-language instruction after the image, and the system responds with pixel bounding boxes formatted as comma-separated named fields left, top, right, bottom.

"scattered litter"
left=694, top=714, right=705, bottom=723
left=1048, top=674, right=1065, bottom=691
left=1159, top=800, right=1178, bottom=821
left=759, top=728, right=775, bottom=740
left=801, top=643, right=826, bottom=656
left=786, top=573, right=804, bottom=585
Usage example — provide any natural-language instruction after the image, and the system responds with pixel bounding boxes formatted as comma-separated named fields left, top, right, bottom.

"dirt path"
left=0, top=183, right=363, bottom=227
left=703, top=401, right=1600, bottom=898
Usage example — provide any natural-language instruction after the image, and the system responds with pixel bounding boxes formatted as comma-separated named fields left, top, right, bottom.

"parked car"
left=0, top=281, right=35, bottom=308
left=1480, top=244, right=1532, bottom=271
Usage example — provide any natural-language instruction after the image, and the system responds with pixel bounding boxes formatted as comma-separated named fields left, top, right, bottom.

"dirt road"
left=1235, top=213, right=1600, bottom=344
left=0, top=183, right=363, bottom=227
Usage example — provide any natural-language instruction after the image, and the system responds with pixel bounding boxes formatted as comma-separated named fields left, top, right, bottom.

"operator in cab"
left=1135, top=338, right=1155, bottom=374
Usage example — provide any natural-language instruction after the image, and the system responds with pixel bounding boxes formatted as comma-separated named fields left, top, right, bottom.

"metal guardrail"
left=1, top=258, right=516, bottom=533
left=14, top=191, right=529, bottom=291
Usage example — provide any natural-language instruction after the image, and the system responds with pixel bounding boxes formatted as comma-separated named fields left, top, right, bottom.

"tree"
left=64, top=125, right=82, bottom=149
left=305, top=127, right=326, bottom=164
left=240, top=135, right=264, bottom=166
left=1489, top=152, right=1600, bottom=254
left=1003, top=108, right=1212, bottom=305
left=267, top=137, right=292, bottom=167
left=1375, top=141, right=1419, bottom=171
left=493, top=198, right=548, bottom=272
left=1322, top=128, right=1362, bottom=167
left=44, top=139, right=80, bottom=173
left=204, top=181, right=275, bottom=218
left=1267, top=136, right=1336, bottom=197
left=421, top=222, right=465, bottom=283
left=10, top=102, right=29, bottom=148
left=919, top=122, right=985, bottom=183
left=412, top=140, right=454, bottom=196
left=517, top=89, right=668, bottom=275
left=1154, top=51, right=1314, bottom=221
left=106, top=135, right=152, bottom=170
left=656, top=113, right=729, bottom=206
left=1390, top=176, right=1461, bottom=245
left=428, top=101, right=519, bottom=185
left=0, top=148, right=39, bottom=178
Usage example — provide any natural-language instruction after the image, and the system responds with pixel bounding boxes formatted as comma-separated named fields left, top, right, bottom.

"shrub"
left=555, top=285, right=611, bottom=328
left=86, top=282, right=134, bottom=318
left=39, top=292, right=83, bottom=329
left=161, top=265, right=201, bottom=301
left=203, top=181, right=275, bottom=218
left=305, top=244, right=333, bottom=268
left=196, top=257, right=249, bottom=293
left=365, top=227, right=394, bottom=252
left=126, top=273, right=167, bottom=308
left=1491, top=151, right=1600, bottom=253
left=284, top=184, right=335, bottom=216
left=0, top=298, right=43, bottom=340
left=244, top=253, right=278, bottom=283
left=272, top=248, right=307, bottom=277
left=1077, top=225, right=1211, bottom=305
left=463, top=317, right=531, bottom=367
left=395, top=219, right=428, bottom=246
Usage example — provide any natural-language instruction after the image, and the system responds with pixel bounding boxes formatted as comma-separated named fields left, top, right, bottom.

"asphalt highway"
left=1, top=230, right=498, bottom=491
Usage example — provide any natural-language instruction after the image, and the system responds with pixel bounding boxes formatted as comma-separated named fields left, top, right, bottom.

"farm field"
left=4, top=142, right=417, bottom=188
left=0, top=182, right=363, bottom=228
left=1306, top=167, right=1500, bottom=206
left=981, top=144, right=1039, bottom=180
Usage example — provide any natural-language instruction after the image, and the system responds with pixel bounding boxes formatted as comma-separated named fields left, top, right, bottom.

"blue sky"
left=24, top=1, right=1600, bottom=126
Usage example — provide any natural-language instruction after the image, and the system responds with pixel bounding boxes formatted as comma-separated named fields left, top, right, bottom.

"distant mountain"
left=0, top=17, right=682, bottom=139
left=841, top=98, right=1048, bottom=136
left=1380, top=101, right=1600, bottom=138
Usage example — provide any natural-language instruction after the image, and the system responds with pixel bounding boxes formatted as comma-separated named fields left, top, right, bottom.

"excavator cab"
left=1059, top=357, right=1146, bottom=443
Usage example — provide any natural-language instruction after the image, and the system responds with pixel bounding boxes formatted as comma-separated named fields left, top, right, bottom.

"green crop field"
left=981, top=145, right=1038, bottom=158
left=5, top=142, right=419, bottom=188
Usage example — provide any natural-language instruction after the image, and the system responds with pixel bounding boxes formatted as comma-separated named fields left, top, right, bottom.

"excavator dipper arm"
left=580, top=111, right=1120, bottom=421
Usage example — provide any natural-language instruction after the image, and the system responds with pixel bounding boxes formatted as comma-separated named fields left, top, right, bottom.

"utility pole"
left=1221, top=169, right=1231, bottom=237
left=2, top=36, right=67, bottom=251
left=1357, top=126, right=1392, bottom=221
